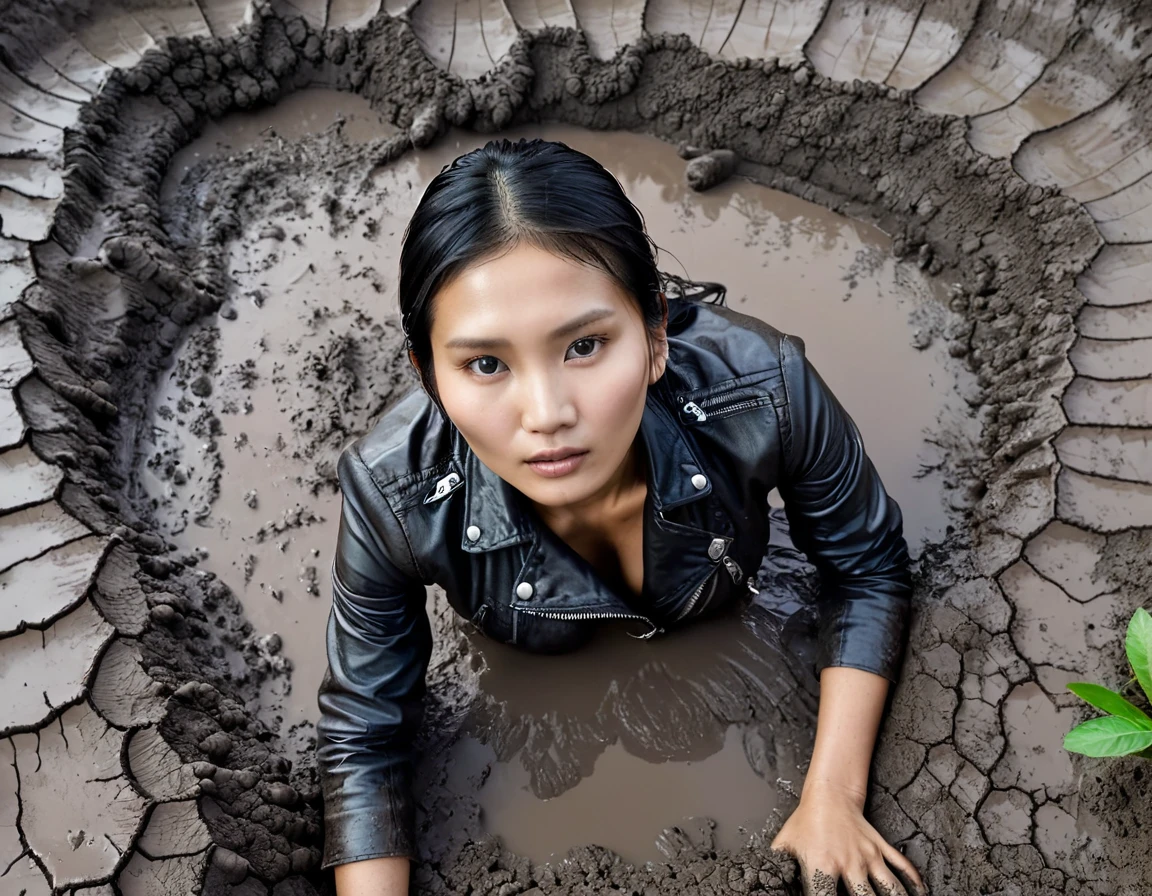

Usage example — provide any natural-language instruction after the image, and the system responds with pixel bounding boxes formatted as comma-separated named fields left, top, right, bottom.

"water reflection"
left=443, top=508, right=823, bottom=862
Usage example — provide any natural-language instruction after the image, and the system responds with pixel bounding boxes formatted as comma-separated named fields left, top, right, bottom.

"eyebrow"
left=443, top=307, right=617, bottom=350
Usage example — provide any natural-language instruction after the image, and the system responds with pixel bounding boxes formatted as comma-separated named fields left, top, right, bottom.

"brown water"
left=446, top=602, right=819, bottom=864
left=138, top=95, right=966, bottom=861
left=448, top=725, right=776, bottom=864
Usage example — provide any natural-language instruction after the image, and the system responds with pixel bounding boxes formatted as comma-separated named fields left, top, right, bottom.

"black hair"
left=397, top=136, right=726, bottom=403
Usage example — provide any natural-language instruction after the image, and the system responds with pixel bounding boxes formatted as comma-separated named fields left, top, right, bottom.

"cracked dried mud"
left=1, top=1, right=1151, bottom=895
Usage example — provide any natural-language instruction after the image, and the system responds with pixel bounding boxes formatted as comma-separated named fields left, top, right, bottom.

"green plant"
left=1064, top=607, right=1152, bottom=758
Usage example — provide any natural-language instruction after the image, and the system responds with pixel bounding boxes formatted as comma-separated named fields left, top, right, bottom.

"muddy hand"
left=769, top=780, right=924, bottom=896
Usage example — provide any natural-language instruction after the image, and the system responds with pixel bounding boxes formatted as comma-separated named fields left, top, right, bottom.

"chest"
left=418, top=481, right=767, bottom=653
left=559, top=514, right=646, bottom=601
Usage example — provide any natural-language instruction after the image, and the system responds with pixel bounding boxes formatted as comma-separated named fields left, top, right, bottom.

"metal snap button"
left=707, top=537, right=725, bottom=560
left=466, top=525, right=481, bottom=542
left=691, top=473, right=707, bottom=490
left=516, top=581, right=534, bottom=600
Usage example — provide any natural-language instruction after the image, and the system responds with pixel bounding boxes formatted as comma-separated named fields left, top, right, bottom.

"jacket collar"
left=458, top=393, right=713, bottom=553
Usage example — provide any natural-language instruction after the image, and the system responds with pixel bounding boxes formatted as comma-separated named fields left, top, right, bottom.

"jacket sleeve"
left=775, top=334, right=912, bottom=683
left=316, top=445, right=433, bottom=868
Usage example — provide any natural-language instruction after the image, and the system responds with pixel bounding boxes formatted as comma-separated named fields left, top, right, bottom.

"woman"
left=316, top=137, right=924, bottom=896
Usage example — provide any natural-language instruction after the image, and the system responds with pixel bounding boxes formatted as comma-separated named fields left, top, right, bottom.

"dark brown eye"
left=567, top=337, right=601, bottom=359
left=467, top=355, right=505, bottom=376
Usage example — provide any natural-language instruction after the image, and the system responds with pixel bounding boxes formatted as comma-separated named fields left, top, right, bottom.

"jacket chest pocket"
left=675, top=369, right=783, bottom=425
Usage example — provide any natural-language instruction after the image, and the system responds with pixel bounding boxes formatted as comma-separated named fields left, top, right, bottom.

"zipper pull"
left=629, top=621, right=665, bottom=640
left=424, top=471, right=462, bottom=503
left=683, top=400, right=707, bottom=422
left=722, top=556, right=742, bottom=584
left=746, top=576, right=760, bottom=595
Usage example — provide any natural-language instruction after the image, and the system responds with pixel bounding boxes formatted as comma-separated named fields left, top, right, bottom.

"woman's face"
left=428, top=242, right=667, bottom=509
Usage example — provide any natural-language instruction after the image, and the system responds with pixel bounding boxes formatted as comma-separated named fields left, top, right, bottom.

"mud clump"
left=1, top=2, right=1150, bottom=896
left=682, top=146, right=741, bottom=191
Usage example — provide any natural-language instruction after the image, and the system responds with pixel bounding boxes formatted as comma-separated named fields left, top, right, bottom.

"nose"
left=520, top=367, right=577, bottom=434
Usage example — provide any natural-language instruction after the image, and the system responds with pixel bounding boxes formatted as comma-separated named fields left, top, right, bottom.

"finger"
left=878, top=840, right=926, bottom=894
left=804, top=867, right=838, bottom=896
left=844, top=870, right=878, bottom=896
left=869, top=862, right=910, bottom=896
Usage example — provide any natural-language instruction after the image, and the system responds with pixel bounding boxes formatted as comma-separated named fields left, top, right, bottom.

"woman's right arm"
left=317, top=446, right=433, bottom=893
left=334, top=856, right=410, bottom=894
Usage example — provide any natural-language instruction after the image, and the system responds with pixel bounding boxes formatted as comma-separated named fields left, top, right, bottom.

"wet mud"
left=139, top=116, right=960, bottom=738
left=1, top=1, right=1151, bottom=895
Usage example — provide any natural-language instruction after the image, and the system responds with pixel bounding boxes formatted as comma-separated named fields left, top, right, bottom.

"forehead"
left=430, top=244, right=638, bottom=337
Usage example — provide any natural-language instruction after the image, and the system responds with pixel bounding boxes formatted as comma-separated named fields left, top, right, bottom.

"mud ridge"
left=0, top=2, right=1149, bottom=895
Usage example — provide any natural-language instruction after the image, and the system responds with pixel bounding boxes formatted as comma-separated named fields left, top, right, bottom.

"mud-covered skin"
left=1, top=1, right=1150, bottom=894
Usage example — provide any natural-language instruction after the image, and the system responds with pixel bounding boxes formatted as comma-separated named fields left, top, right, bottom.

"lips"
left=525, top=449, right=588, bottom=478
left=527, top=448, right=585, bottom=463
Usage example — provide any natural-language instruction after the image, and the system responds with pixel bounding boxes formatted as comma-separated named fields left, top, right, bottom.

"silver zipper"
left=683, top=400, right=707, bottom=421
left=675, top=556, right=742, bottom=622
left=423, top=471, right=462, bottom=503
left=746, top=576, right=760, bottom=594
left=675, top=573, right=715, bottom=622
left=711, top=398, right=767, bottom=416
left=696, top=391, right=765, bottom=410
left=682, top=396, right=769, bottom=423
left=515, top=606, right=664, bottom=639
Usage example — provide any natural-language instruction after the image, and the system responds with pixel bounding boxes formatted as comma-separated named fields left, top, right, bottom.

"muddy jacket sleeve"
left=776, top=334, right=912, bottom=683
left=316, top=446, right=433, bottom=868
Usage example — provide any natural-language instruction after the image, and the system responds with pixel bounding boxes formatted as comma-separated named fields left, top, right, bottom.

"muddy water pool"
left=443, top=601, right=821, bottom=864
left=136, top=100, right=971, bottom=862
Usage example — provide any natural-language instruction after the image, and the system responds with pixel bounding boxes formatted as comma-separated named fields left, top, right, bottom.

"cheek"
left=577, top=345, right=650, bottom=427
left=437, top=376, right=515, bottom=451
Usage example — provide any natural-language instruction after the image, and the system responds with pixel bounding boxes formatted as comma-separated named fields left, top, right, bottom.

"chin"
left=517, top=475, right=598, bottom=508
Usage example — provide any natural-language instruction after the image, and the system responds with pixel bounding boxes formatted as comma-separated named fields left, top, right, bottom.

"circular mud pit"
left=2, top=2, right=1152, bottom=895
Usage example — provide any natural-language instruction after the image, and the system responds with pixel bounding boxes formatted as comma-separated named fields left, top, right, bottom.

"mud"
left=1, top=1, right=1151, bottom=895
left=139, top=116, right=960, bottom=739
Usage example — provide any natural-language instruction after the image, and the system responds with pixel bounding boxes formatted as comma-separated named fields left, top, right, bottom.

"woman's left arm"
left=771, top=666, right=924, bottom=895
left=768, top=334, right=924, bottom=895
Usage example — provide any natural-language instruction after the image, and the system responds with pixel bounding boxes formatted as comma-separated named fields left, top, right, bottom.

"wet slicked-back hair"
left=397, top=136, right=725, bottom=403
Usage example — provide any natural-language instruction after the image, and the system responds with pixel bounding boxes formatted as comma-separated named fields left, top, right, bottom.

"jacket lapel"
left=637, top=396, right=736, bottom=619
left=455, top=394, right=734, bottom=620
left=457, top=431, right=533, bottom=553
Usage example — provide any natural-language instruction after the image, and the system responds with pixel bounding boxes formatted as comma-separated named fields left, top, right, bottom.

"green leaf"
left=1064, top=717, right=1152, bottom=757
left=1067, top=682, right=1152, bottom=729
left=1127, top=608, right=1152, bottom=705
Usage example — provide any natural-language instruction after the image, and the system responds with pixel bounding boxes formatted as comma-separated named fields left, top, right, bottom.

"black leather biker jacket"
left=316, top=298, right=913, bottom=868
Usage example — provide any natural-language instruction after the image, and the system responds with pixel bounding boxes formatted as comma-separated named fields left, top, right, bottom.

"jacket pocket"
left=676, top=370, right=781, bottom=425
